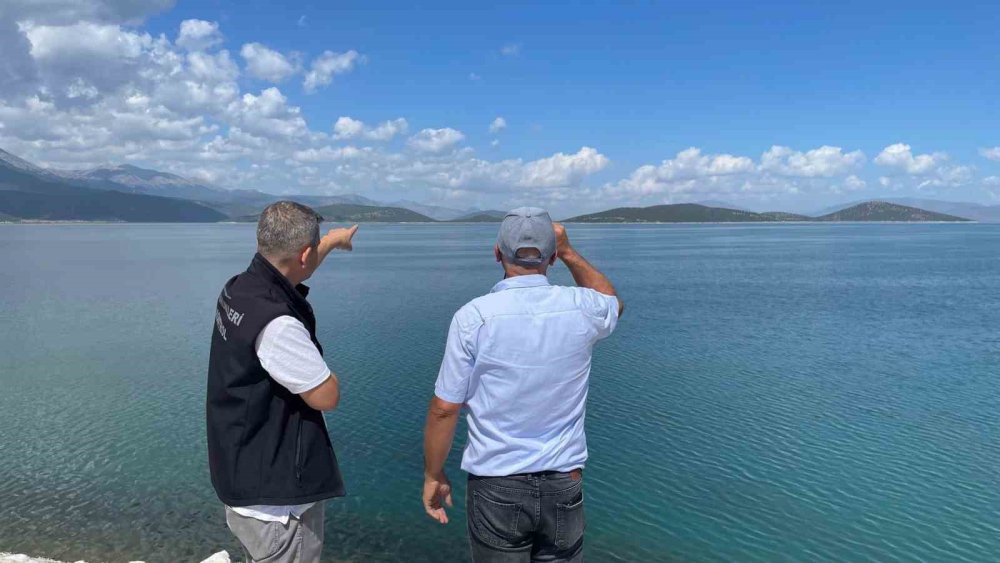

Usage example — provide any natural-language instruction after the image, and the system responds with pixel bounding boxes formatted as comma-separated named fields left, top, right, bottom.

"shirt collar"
left=490, top=274, right=551, bottom=293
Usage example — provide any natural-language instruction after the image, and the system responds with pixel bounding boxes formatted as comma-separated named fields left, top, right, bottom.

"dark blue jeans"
left=466, top=471, right=585, bottom=562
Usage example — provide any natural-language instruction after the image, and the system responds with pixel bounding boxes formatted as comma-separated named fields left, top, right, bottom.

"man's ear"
left=548, top=253, right=557, bottom=266
left=494, top=245, right=503, bottom=263
left=300, top=244, right=313, bottom=268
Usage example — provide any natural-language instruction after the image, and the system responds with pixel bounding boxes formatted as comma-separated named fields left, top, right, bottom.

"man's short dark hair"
left=257, top=201, right=323, bottom=259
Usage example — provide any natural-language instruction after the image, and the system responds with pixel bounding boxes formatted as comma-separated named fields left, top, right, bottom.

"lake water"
left=1, top=223, right=998, bottom=562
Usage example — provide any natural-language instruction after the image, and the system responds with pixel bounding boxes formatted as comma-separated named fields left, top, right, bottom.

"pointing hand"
left=323, top=225, right=359, bottom=252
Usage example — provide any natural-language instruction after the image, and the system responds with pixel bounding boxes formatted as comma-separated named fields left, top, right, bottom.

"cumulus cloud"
left=518, top=147, right=608, bottom=188
left=333, top=116, right=407, bottom=141
left=874, top=143, right=972, bottom=190
left=292, top=146, right=368, bottom=162
left=489, top=117, right=507, bottom=134
left=407, top=128, right=465, bottom=153
left=303, top=50, right=363, bottom=93
left=606, top=145, right=876, bottom=203
left=226, top=87, right=307, bottom=139
left=332, top=116, right=364, bottom=140
left=610, top=147, right=754, bottom=197
left=176, top=19, right=222, bottom=51
left=19, top=22, right=176, bottom=104
left=842, top=175, right=866, bottom=191
left=980, top=147, right=1000, bottom=161
left=367, top=118, right=408, bottom=141
left=240, top=43, right=300, bottom=82
left=874, top=143, right=946, bottom=174
left=760, top=145, right=865, bottom=177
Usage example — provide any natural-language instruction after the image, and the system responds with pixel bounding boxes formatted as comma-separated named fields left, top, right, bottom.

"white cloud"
left=842, top=175, right=866, bottom=191
left=367, top=118, right=408, bottom=141
left=176, top=19, right=222, bottom=51
left=760, top=145, right=865, bottom=177
left=22, top=22, right=158, bottom=99
left=489, top=117, right=507, bottom=134
left=407, top=128, right=465, bottom=153
left=874, top=143, right=945, bottom=174
left=332, top=116, right=364, bottom=140
left=500, top=43, right=521, bottom=56
left=605, top=146, right=875, bottom=203
left=291, top=146, right=367, bottom=162
left=980, top=147, right=1000, bottom=161
left=875, top=143, right=973, bottom=190
left=240, top=43, right=300, bottom=82
left=226, top=87, right=307, bottom=139
left=303, top=50, right=363, bottom=93
left=469, top=72, right=481, bottom=81
left=518, top=147, right=608, bottom=188
left=333, top=116, right=408, bottom=141
left=25, top=22, right=151, bottom=62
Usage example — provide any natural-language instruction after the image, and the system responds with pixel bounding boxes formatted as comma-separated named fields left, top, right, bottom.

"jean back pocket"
left=472, top=490, right=523, bottom=548
left=555, top=488, right=585, bottom=550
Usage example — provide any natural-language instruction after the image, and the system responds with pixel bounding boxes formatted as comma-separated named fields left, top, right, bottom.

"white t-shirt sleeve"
left=255, top=316, right=331, bottom=395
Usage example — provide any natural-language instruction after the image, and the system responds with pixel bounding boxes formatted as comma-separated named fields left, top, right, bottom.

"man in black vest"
left=207, top=201, right=357, bottom=563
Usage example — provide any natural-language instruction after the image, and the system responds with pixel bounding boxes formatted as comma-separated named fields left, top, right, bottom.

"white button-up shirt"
left=434, top=274, right=619, bottom=476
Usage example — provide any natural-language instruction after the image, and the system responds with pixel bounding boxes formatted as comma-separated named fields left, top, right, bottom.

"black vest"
left=206, top=253, right=345, bottom=506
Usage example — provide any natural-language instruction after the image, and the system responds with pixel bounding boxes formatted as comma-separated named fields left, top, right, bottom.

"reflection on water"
left=0, top=223, right=998, bottom=562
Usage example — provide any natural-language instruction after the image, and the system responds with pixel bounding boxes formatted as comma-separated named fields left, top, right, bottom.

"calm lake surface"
left=1, top=223, right=998, bottom=562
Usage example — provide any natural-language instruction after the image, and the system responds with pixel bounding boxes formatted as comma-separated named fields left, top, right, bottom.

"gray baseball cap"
left=497, top=207, right=556, bottom=266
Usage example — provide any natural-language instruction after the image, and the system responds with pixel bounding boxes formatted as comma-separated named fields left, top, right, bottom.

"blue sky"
left=1, top=0, right=999, bottom=215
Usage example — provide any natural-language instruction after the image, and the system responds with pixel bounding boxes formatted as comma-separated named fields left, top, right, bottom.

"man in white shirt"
left=207, top=201, right=357, bottom=563
left=422, top=208, right=623, bottom=562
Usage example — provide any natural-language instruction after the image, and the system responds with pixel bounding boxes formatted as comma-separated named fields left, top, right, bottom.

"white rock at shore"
left=0, top=551, right=230, bottom=563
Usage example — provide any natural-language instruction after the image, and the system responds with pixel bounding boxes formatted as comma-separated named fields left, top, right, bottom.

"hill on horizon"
left=815, top=201, right=969, bottom=222
left=566, top=201, right=971, bottom=223
left=566, top=203, right=792, bottom=223
left=448, top=210, right=506, bottom=222
left=238, top=203, right=435, bottom=223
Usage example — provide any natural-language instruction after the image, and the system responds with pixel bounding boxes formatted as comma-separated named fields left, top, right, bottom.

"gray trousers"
left=225, top=502, right=325, bottom=563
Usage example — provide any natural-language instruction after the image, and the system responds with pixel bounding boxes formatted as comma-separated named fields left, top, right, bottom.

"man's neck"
left=264, top=255, right=305, bottom=286
left=502, top=267, right=547, bottom=278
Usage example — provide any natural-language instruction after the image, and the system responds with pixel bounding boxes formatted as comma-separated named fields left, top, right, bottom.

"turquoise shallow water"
left=0, top=223, right=998, bottom=562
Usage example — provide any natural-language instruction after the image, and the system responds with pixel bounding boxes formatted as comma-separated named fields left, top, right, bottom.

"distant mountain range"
left=0, top=149, right=225, bottom=222
left=566, top=202, right=970, bottom=223
left=238, top=203, right=435, bottom=223
left=0, top=146, right=985, bottom=224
